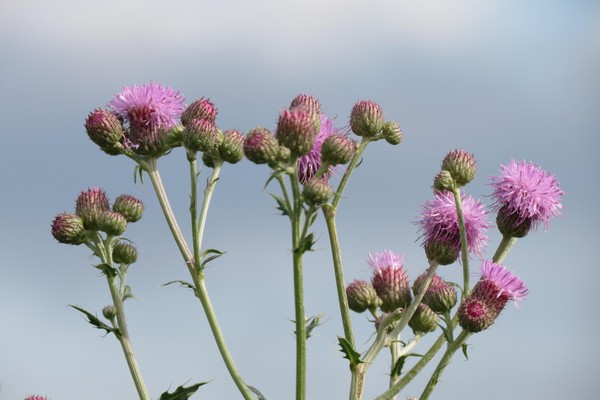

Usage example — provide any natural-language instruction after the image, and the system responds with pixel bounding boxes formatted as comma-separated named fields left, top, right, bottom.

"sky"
left=1, top=0, right=599, bottom=399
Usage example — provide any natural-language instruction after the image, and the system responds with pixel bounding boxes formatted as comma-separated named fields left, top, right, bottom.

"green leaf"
left=133, top=165, right=145, bottom=185
left=69, top=305, right=119, bottom=337
left=294, top=232, right=315, bottom=254
left=269, top=193, right=290, bottom=216
left=200, top=248, right=226, bottom=268
left=338, top=337, right=363, bottom=367
left=392, top=355, right=408, bottom=376
left=248, top=385, right=267, bottom=400
left=162, top=280, right=198, bottom=296
left=462, top=343, right=469, bottom=360
left=158, top=381, right=208, bottom=400
left=440, top=326, right=452, bottom=343
left=122, top=285, right=135, bottom=301
left=305, top=313, right=325, bottom=339
left=94, top=263, right=117, bottom=277
left=263, top=169, right=286, bottom=191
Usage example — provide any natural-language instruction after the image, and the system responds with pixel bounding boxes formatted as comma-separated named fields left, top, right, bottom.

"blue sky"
left=1, top=1, right=598, bottom=399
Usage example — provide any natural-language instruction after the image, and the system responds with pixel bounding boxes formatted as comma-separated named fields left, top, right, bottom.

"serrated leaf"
left=263, top=169, right=286, bottom=190
left=392, top=355, right=407, bottom=376
left=94, top=263, right=117, bottom=277
left=269, top=193, right=290, bottom=216
left=162, top=280, right=198, bottom=296
left=462, top=343, right=469, bottom=360
left=305, top=313, right=324, bottom=339
left=338, top=337, right=363, bottom=367
left=158, top=381, right=208, bottom=400
left=248, top=385, right=267, bottom=400
left=294, top=232, right=315, bottom=254
left=69, top=305, right=119, bottom=336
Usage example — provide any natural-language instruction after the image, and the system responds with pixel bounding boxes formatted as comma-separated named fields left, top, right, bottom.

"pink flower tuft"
left=480, top=260, right=528, bottom=303
left=368, top=250, right=411, bottom=312
left=297, top=115, right=340, bottom=183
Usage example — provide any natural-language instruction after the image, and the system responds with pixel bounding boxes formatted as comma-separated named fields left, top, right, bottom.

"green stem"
left=196, top=160, right=223, bottom=255
left=492, top=235, right=518, bottom=264
left=332, top=139, right=370, bottom=209
left=451, top=187, right=470, bottom=298
left=419, top=329, right=471, bottom=400
left=322, top=204, right=355, bottom=347
left=147, top=157, right=253, bottom=400
left=389, top=335, right=401, bottom=395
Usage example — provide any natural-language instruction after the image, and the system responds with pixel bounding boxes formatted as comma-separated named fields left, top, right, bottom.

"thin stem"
left=492, top=235, right=518, bottom=264
left=322, top=204, right=355, bottom=347
left=189, top=155, right=202, bottom=268
left=332, top=139, right=370, bottom=209
left=451, top=187, right=470, bottom=298
left=419, top=330, right=471, bottom=400
left=196, top=160, right=223, bottom=255
left=389, top=335, right=401, bottom=395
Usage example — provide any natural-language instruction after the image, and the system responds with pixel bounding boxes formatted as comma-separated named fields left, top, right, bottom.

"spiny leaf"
left=162, top=280, right=197, bottom=296
left=122, top=285, right=135, bottom=301
left=462, top=343, right=469, bottom=360
left=69, top=305, right=119, bottom=336
left=338, top=337, right=363, bottom=367
left=294, top=232, right=315, bottom=254
left=305, top=313, right=325, bottom=339
left=269, top=193, right=290, bottom=216
left=158, top=381, right=208, bottom=400
left=94, top=263, right=117, bottom=277
left=133, top=165, right=145, bottom=185
left=248, top=385, right=268, bottom=400
left=263, top=169, right=286, bottom=190
left=392, top=355, right=408, bottom=376
left=440, top=325, right=452, bottom=343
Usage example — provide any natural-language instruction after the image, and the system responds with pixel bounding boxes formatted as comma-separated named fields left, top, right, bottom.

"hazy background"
left=1, top=1, right=598, bottom=399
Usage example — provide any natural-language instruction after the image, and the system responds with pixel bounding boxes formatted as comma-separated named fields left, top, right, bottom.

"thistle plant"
left=51, top=82, right=564, bottom=400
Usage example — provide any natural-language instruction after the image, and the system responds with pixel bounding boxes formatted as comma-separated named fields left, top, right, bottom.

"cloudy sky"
left=1, top=1, right=598, bottom=399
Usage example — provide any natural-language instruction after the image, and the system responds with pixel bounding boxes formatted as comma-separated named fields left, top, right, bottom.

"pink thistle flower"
left=108, top=82, right=185, bottom=156
left=458, top=261, right=528, bottom=333
left=297, top=115, right=340, bottom=183
left=369, top=250, right=411, bottom=312
left=490, top=160, right=564, bottom=233
left=417, top=191, right=491, bottom=258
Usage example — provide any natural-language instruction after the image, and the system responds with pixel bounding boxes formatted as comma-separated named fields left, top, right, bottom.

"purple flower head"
left=490, top=160, right=564, bottom=231
left=480, top=260, right=528, bottom=304
left=417, top=191, right=491, bottom=258
left=368, top=250, right=411, bottom=312
left=108, top=82, right=185, bottom=156
left=297, top=115, right=340, bottom=183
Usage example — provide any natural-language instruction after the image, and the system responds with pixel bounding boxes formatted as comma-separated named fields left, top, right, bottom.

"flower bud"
left=202, top=150, right=218, bottom=168
left=371, top=259, right=411, bottom=312
left=408, top=303, right=439, bottom=334
left=496, top=204, right=532, bottom=238
left=112, top=195, right=144, bottom=223
left=182, top=118, right=222, bottom=153
left=424, top=239, right=460, bottom=265
left=382, top=121, right=403, bottom=145
left=219, top=129, right=244, bottom=164
left=181, top=97, right=217, bottom=126
left=441, top=149, right=476, bottom=187
left=102, top=304, right=116, bottom=320
left=243, top=127, right=279, bottom=165
left=276, top=146, right=291, bottom=165
left=290, top=94, right=321, bottom=115
left=113, top=241, right=138, bottom=264
left=276, top=107, right=318, bottom=157
left=85, top=109, right=125, bottom=149
left=350, top=100, right=384, bottom=137
left=302, top=178, right=333, bottom=207
left=321, top=134, right=356, bottom=166
left=51, top=213, right=87, bottom=245
left=75, top=188, right=110, bottom=230
left=166, top=124, right=185, bottom=148
left=346, top=280, right=382, bottom=313
left=413, top=273, right=457, bottom=313
left=433, top=170, right=455, bottom=192
left=99, top=211, right=127, bottom=236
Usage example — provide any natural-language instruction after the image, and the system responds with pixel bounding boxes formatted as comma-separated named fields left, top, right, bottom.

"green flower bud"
left=182, top=118, right=222, bottom=152
left=181, top=98, right=217, bottom=126
left=243, top=127, right=279, bottom=165
left=51, top=213, right=87, bottom=245
left=112, top=241, right=138, bottom=265
left=496, top=204, right=532, bottom=238
left=276, top=107, right=318, bottom=157
left=75, top=188, right=110, bottom=231
left=433, top=170, right=455, bottom=192
left=99, top=211, right=127, bottom=236
left=346, top=280, right=382, bottom=313
left=219, top=129, right=244, bottom=164
left=102, top=304, right=116, bottom=320
left=166, top=124, right=185, bottom=148
left=424, top=239, right=460, bottom=266
left=302, top=178, right=333, bottom=207
left=413, top=273, right=458, bottom=313
left=321, top=134, right=356, bottom=166
left=382, top=121, right=403, bottom=145
left=202, top=150, right=216, bottom=168
left=112, top=195, right=144, bottom=223
left=441, top=149, right=476, bottom=187
left=290, top=94, right=321, bottom=115
left=350, top=100, right=384, bottom=137
left=408, top=303, right=439, bottom=334
left=85, top=109, right=125, bottom=149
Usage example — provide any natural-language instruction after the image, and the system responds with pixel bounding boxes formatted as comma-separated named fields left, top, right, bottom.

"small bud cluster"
left=51, top=188, right=142, bottom=265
